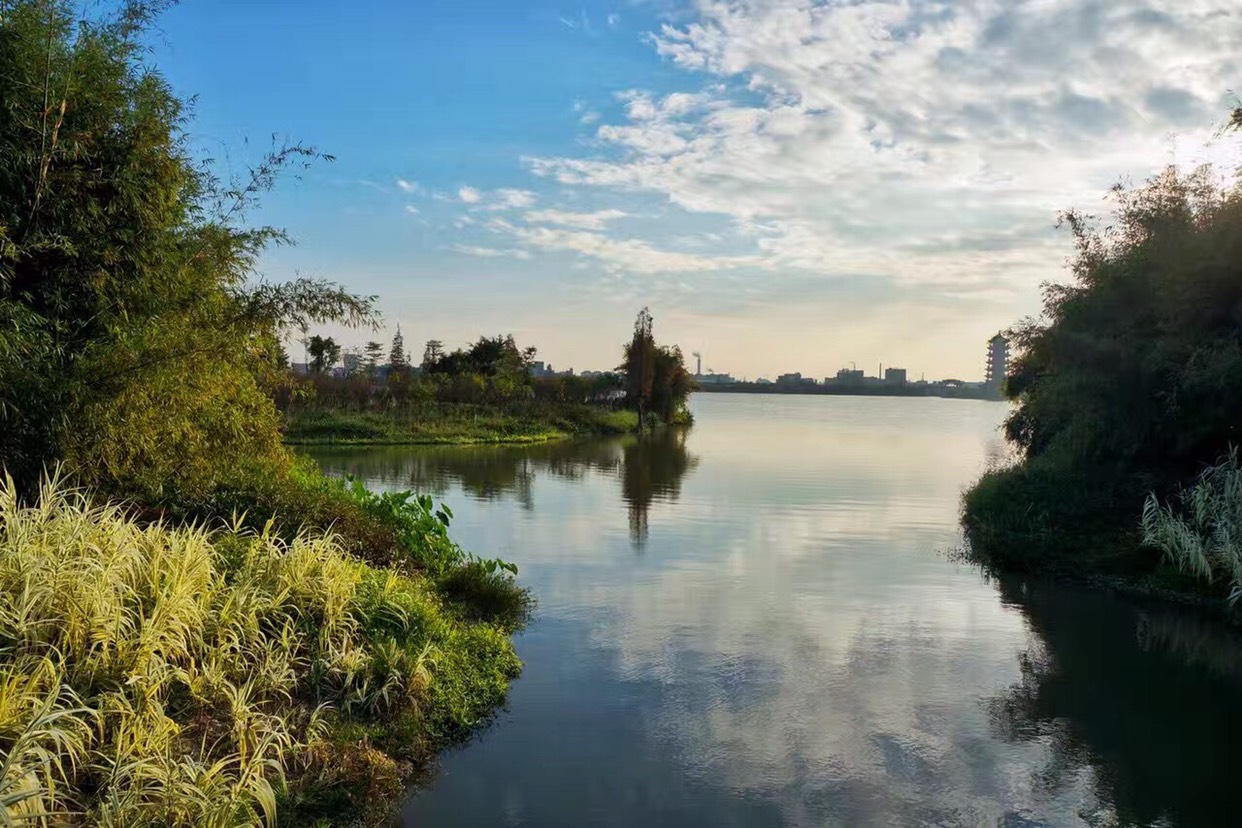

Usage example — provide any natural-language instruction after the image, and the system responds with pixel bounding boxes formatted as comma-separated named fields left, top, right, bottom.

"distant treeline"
left=287, top=309, right=694, bottom=432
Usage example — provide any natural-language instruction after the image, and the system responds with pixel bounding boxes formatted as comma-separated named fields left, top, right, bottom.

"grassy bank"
left=959, top=461, right=1225, bottom=603
left=284, top=403, right=639, bottom=446
left=0, top=472, right=529, bottom=826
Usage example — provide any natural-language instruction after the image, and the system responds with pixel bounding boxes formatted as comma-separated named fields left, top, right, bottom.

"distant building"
left=530, top=361, right=554, bottom=378
left=776, top=372, right=804, bottom=385
left=985, top=334, right=1009, bottom=389
left=756, top=377, right=773, bottom=385
left=694, top=372, right=735, bottom=385
left=884, top=367, right=907, bottom=385
left=835, top=368, right=865, bottom=385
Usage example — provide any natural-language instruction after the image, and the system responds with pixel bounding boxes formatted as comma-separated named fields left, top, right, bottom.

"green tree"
left=422, top=339, right=444, bottom=370
left=308, top=335, right=341, bottom=374
left=363, top=340, right=384, bottom=373
left=621, top=308, right=656, bottom=430
left=651, top=344, right=694, bottom=424
left=0, top=0, right=374, bottom=496
left=1003, top=164, right=1242, bottom=476
left=389, top=325, right=409, bottom=372
left=964, top=155, right=1242, bottom=573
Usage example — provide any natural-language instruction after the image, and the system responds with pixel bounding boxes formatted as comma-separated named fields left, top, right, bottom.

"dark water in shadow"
left=305, top=394, right=1242, bottom=828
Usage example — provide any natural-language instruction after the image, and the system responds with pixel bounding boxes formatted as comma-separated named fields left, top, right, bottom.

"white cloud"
left=573, top=98, right=602, bottom=125
left=488, top=188, right=537, bottom=210
left=456, top=187, right=538, bottom=212
left=488, top=219, right=761, bottom=274
left=451, top=244, right=531, bottom=260
left=525, top=208, right=630, bottom=230
left=396, top=178, right=418, bottom=193
left=607, top=13, right=620, bottom=29
left=404, top=204, right=420, bottom=215
left=522, top=0, right=1241, bottom=294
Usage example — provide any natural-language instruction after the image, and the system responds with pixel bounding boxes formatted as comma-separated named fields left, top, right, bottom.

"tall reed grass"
left=1142, top=448, right=1242, bottom=608
left=0, top=472, right=521, bottom=825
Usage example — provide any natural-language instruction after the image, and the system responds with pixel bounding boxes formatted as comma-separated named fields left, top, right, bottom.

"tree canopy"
left=619, top=308, right=692, bottom=428
left=1004, top=164, right=1242, bottom=482
left=0, top=0, right=374, bottom=497
left=964, top=150, right=1242, bottom=575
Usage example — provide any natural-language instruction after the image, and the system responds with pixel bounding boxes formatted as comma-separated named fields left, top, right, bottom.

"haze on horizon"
left=152, top=0, right=1240, bottom=381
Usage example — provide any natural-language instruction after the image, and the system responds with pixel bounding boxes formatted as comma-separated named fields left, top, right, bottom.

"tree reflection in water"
left=621, top=428, right=698, bottom=548
left=303, top=428, right=698, bottom=548
left=985, top=576, right=1242, bottom=827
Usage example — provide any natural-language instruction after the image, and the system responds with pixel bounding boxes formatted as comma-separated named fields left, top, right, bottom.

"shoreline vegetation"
left=0, top=471, right=527, bottom=826
left=0, top=3, right=692, bottom=823
left=962, top=115, right=1242, bottom=616
left=284, top=403, right=641, bottom=446
left=0, top=3, right=528, bottom=824
left=282, top=309, right=694, bottom=447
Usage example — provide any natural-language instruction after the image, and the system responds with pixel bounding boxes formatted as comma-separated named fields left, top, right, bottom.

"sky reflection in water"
left=307, top=394, right=1242, bottom=828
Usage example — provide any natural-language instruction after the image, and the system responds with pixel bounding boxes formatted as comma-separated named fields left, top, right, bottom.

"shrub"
left=439, top=561, right=533, bottom=629
left=961, top=461, right=1149, bottom=573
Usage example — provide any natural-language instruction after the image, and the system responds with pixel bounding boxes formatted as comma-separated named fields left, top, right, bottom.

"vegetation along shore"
left=962, top=112, right=1242, bottom=614
left=0, top=2, right=537, bottom=824
left=283, top=309, right=694, bottom=446
left=0, top=2, right=695, bottom=823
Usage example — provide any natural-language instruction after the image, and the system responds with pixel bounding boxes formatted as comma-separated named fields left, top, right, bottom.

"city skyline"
left=299, top=327, right=1007, bottom=387
left=152, top=0, right=1240, bottom=380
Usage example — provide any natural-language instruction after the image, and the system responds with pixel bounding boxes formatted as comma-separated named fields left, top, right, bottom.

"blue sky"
left=151, top=0, right=1241, bottom=380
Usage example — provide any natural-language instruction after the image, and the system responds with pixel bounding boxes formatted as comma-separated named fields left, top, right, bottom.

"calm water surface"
left=307, top=394, right=1241, bottom=828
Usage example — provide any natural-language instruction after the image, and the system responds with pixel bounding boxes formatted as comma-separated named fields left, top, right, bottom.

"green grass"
left=958, top=458, right=1234, bottom=609
left=283, top=404, right=638, bottom=446
left=0, top=471, right=527, bottom=827
left=960, top=460, right=1155, bottom=575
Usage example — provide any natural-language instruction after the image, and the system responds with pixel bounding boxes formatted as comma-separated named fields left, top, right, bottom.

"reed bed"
left=0, top=473, right=520, bottom=826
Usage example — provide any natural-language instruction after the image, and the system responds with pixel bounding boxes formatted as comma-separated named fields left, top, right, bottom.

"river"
left=306, top=393, right=1241, bottom=827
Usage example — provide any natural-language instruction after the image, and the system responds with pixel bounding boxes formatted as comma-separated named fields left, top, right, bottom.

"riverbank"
left=957, top=162, right=1242, bottom=618
left=284, top=404, right=641, bottom=446
left=0, top=469, right=530, bottom=826
left=960, top=463, right=1234, bottom=613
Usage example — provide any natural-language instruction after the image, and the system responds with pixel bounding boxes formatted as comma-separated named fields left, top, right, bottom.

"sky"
left=150, top=0, right=1241, bottom=381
